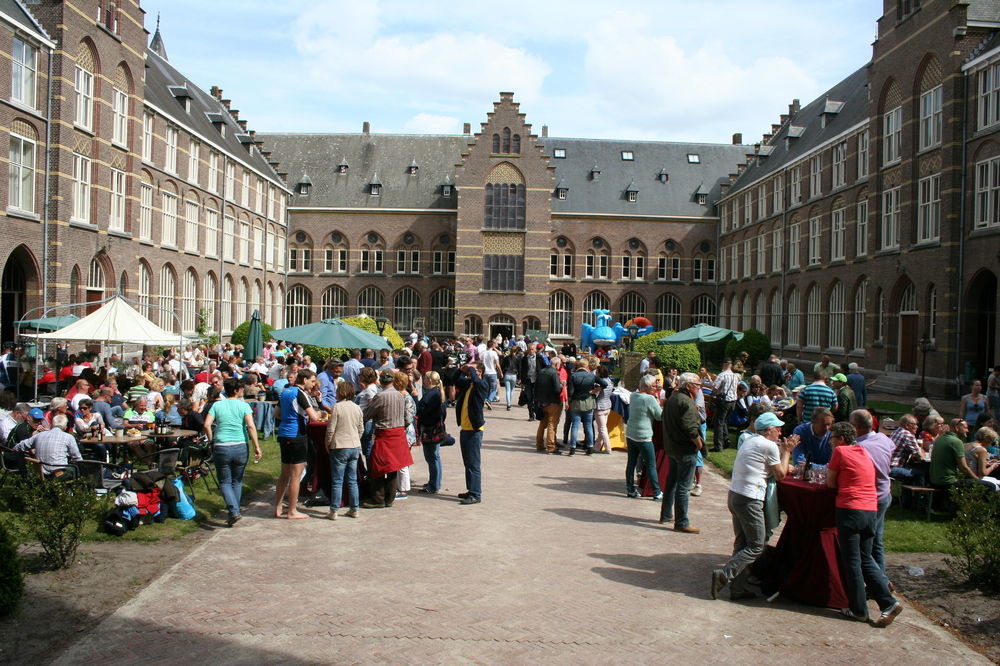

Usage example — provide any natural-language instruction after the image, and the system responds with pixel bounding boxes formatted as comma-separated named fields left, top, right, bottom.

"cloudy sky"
left=140, top=0, right=878, bottom=144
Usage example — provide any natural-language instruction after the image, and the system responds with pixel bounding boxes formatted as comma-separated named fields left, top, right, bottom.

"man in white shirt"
left=712, top=359, right=740, bottom=451
left=480, top=339, right=502, bottom=405
left=711, top=412, right=797, bottom=601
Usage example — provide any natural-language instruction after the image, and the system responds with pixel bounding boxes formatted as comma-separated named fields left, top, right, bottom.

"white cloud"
left=403, top=113, right=460, bottom=134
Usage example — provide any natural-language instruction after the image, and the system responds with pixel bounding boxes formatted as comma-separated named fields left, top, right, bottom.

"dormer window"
left=658, top=169, right=670, bottom=183
left=369, top=174, right=382, bottom=196
left=695, top=183, right=710, bottom=205
left=337, top=160, right=349, bottom=174
left=687, top=154, right=700, bottom=164
left=407, top=160, right=419, bottom=175
left=590, top=165, right=601, bottom=181
left=621, top=151, right=634, bottom=161
left=625, top=182, right=638, bottom=203
left=442, top=184, right=452, bottom=197
left=297, top=173, right=312, bottom=196
left=555, top=184, right=568, bottom=200
left=697, top=194, right=708, bottom=205
left=553, top=148, right=566, bottom=158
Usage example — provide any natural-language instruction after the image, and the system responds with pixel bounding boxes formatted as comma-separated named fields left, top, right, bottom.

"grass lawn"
left=703, top=435, right=953, bottom=554
left=1, top=436, right=282, bottom=544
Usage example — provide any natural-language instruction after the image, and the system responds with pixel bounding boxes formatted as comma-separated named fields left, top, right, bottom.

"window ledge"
left=549, top=276, right=574, bottom=281
left=73, top=124, right=95, bottom=137
left=69, top=219, right=96, bottom=230
left=139, top=238, right=155, bottom=246
left=161, top=244, right=178, bottom=251
left=916, top=145, right=941, bottom=158
left=480, top=290, right=526, bottom=295
left=911, top=239, right=940, bottom=250
left=96, top=23, right=123, bottom=42
left=969, top=226, right=1000, bottom=238
left=581, top=278, right=611, bottom=283
left=874, top=247, right=900, bottom=257
left=107, top=229, right=132, bottom=239
left=881, top=159, right=901, bottom=169
left=4, top=98, right=45, bottom=120
left=854, top=255, right=868, bottom=263
left=828, top=259, right=847, bottom=267
left=5, top=207, right=40, bottom=221
left=479, top=227, right=527, bottom=233
left=111, top=140, right=129, bottom=152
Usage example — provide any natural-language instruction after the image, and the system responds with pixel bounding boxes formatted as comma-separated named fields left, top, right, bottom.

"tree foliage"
left=300, top=316, right=405, bottom=363
left=632, top=330, right=701, bottom=372
left=231, top=319, right=275, bottom=349
left=14, top=476, right=100, bottom=569
left=947, top=484, right=1000, bottom=594
left=724, top=329, right=772, bottom=366
left=0, top=520, right=23, bottom=616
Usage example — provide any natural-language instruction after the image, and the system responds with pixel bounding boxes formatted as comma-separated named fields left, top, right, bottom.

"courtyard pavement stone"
left=53, top=405, right=986, bottom=664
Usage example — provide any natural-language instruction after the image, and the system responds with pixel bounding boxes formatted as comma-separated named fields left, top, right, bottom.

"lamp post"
left=627, top=322, right=639, bottom=352
left=918, top=337, right=935, bottom=395
left=374, top=316, right=390, bottom=337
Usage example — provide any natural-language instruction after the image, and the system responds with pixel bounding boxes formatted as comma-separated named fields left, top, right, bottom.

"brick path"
left=53, top=406, right=985, bottom=664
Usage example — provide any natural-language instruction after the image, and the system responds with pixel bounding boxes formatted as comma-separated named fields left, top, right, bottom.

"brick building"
left=260, top=95, right=745, bottom=342
left=0, top=0, right=290, bottom=347
left=717, top=0, right=1000, bottom=396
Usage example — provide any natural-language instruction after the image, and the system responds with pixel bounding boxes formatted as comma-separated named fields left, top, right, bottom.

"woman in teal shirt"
left=625, top=373, right=664, bottom=500
left=204, top=377, right=261, bottom=526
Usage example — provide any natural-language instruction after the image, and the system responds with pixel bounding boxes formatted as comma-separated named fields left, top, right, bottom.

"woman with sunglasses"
left=73, top=398, right=108, bottom=461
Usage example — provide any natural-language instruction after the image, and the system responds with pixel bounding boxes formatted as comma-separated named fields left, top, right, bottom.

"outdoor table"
left=773, top=478, right=848, bottom=609
left=244, top=400, right=276, bottom=439
left=302, top=421, right=366, bottom=507
left=78, top=433, right=146, bottom=464
left=147, top=429, right=199, bottom=449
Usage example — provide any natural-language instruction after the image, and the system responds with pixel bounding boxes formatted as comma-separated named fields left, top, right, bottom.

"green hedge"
left=230, top=320, right=275, bottom=349
left=0, top=520, right=22, bottom=616
left=724, top=329, right=772, bottom=366
left=302, top=316, right=405, bottom=363
left=633, top=329, right=700, bottom=372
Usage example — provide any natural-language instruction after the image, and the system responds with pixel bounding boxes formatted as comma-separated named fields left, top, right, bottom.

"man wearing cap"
left=712, top=412, right=798, bottom=600
left=831, top=374, right=857, bottom=423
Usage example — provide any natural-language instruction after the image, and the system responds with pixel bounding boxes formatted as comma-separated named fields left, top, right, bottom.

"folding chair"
left=177, top=440, right=219, bottom=501
left=0, top=445, right=25, bottom=488
left=134, top=447, right=181, bottom=475
left=74, top=460, right=130, bottom=496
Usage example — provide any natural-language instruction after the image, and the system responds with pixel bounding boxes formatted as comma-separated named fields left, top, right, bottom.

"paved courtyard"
left=54, top=407, right=985, bottom=664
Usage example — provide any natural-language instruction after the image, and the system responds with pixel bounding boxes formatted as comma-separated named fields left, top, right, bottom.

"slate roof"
left=726, top=65, right=870, bottom=196
left=1, top=0, right=52, bottom=43
left=260, top=132, right=747, bottom=217
left=144, top=44, right=284, bottom=186
left=540, top=137, right=747, bottom=218
left=967, top=0, right=1000, bottom=23
left=256, top=133, right=472, bottom=209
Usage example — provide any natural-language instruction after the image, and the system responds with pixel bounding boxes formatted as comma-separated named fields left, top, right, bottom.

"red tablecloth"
left=638, top=424, right=671, bottom=496
left=303, top=422, right=331, bottom=496
left=774, top=478, right=848, bottom=609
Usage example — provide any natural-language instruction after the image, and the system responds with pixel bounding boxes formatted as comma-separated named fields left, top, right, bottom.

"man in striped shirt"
left=796, top=370, right=838, bottom=423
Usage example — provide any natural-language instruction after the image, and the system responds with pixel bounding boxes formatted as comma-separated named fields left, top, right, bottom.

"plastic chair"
left=178, top=441, right=219, bottom=500
left=74, top=460, right=129, bottom=495
left=0, top=445, right=26, bottom=488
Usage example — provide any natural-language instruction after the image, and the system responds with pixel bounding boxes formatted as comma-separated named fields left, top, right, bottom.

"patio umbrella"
left=658, top=323, right=744, bottom=345
left=14, top=314, right=80, bottom=331
left=244, top=309, right=263, bottom=362
left=271, top=318, right=391, bottom=350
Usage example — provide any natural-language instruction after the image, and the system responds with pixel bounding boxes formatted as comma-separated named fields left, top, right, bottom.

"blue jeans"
left=485, top=374, right=499, bottom=402
left=422, top=442, right=442, bottom=491
left=660, top=453, right=698, bottom=526
left=459, top=429, right=483, bottom=499
left=503, top=374, right=517, bottom=408
left=214, top=444, right=248, bottom=516
left=890, top=465, right=925, bottom=487
left=872, top=493, right=891, bottom=575
left=569, top=409, right=595, bottom=450
left=835, top=507, right=895, bottom=617
left=329, top=448, right=360, bottom=510
left=625, top=438, right=659, bottom=495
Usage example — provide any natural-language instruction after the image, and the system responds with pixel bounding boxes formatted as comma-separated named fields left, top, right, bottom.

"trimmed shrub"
left=0, top=520, right=23, bottom=616
left=946, top=484, right=1000, bottom=593
left=301, top=316, right=406, bottom=364
left=632, top=330, right=701, bottom=373
left=724, top=329, right=772, bottom=366
left=14, top=475, right=100, bottom=569
left=231, top=320, right=275, bottom=349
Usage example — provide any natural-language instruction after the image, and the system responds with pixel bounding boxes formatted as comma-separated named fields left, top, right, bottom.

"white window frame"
left=756, top=234, right=766, bottom=275
left=856, top=199, right=869, bottom=256
left=74, top=65, right=94, bottom=130
left=112, top=87, right=128, bottom=147
left=11, top=37, right=37, bottom=108
left=857, top=130, right=869, bottom=179
left=205, top=207, right=219, bottom=257
left=142, top=112, right=153, bottom=162
left=109, top=168, right=126, bottom=232
left=72, top=154, right=91, bottom=223
left=188, top=140, right=200, bottom=184
left=919, top=85, right=943, bottom=150
left=881, top=187, right=900, bottom=249
left=809, top=155, right=822, bottom=198
left=208, top=151, right=220, bottom=193
left=852, top=280, right=867, bottom=351
left=165, top=125, right=178, bottom=173
left=757, top=184, right=767, bottom=218
left=224, top=162, right=235, bottom=200
left=917, top=174, right=941, bottom=242
left=139, top=183, right=153, bottom=240
left=831, top=207, right=846, bottom=261
left=742, top=239, right=751, bottom=278
left=808, top=216, right=821, bottom=266
left=772, top=173, right=783, bottom=212
left=974, top=156, right=1000, bottom=229
left=979, top=62, right=1000, bottom=130
left=828, top=283, right=845, bottom=350
left=161, top=192, right=178, bottom=247
left=239, top=220, right=250, bottom=264
left=771, top=228, right=783, bottom=272
left=223, top=215, right=235, bottom=262
left=790, top=165, right=802, bottom=204
left=789, top=223, right=801, bottom=268
left=241, top=169, right=250, bottom=207
left=883, top=106, right=902, bottom=165
left=8, top=133, right=35, bottom=213
left=185, top=200, right=199, bottom=252
left=743, top=192, right=752, bottom=225
left=832, top=141, right=847, bottom=188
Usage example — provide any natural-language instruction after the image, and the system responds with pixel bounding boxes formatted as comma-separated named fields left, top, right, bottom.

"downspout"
left=36, top=41, right=55, bottom=403
left=779, top=202, right=787, bottom=358
left=219, top=154, right=227, bottom=344
left=954, top=70, right=969, bottom=399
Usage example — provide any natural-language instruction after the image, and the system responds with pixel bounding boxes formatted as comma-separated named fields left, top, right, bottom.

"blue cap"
left=754, top=412, right=784, bottom=430
left=28, top=408, right=45, bottom=419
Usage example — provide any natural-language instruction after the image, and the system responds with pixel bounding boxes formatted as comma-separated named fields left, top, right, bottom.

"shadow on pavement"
left=536, top=475, right=624, bottom=497
left=544, top=507, right=663, bottom=529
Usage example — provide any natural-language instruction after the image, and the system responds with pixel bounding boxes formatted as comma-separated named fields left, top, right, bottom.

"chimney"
left=221, top=99, right=231, bottom=110
left=362, top=121, right=370, bottom=134
left=732, top=133, right=742, bottom=145
left=771, top=124, right=781, bottom=134
left=238, top=120, right=248, bottom=131
left=463, top=122, right=471, bottom=134
left=789, top=99, right=800, bottom=115
left=210, top=86, right=222, bottom=100
left=763, top=133, right=772, bottom=142
left=780, top=114, right=789, bottom=124
left=542, top=125, right=548, bottom=137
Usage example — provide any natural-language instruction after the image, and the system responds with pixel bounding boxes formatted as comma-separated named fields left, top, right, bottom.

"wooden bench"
left=901, top=485, right=939, bottom=520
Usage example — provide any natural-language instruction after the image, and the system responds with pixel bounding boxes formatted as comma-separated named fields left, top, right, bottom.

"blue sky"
left=140, top=0, right=878, bottom=144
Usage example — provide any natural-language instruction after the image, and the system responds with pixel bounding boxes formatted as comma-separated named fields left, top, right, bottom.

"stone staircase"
left=876, top=371, right=921, bottom=396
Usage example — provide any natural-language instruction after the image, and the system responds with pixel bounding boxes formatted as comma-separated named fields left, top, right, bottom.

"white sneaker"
left=691, top=484, right=703, bottom=497
left=326, top=510, right=338, bottom=520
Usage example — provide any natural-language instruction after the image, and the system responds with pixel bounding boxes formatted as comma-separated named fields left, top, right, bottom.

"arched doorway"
left=897, top=283, right=918, bottom=373
left=488, top=314, right=514, bottom=341
left=1, top=246, right=39, bottom=345
left=964, top=270, right=998, bottom=380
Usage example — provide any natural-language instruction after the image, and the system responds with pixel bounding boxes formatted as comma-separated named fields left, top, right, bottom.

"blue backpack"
left=169, top=478, right=196, bottom=520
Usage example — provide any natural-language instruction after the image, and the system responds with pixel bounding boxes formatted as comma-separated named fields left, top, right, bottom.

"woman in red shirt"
left=826, top=421, right=902, bottom=627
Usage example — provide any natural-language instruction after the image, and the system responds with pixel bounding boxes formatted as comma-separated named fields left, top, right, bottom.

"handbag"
left=420, top=421, right=453, bottom=446
left=763, top=478, right=781, bottom=533
left=570, top=395, right=597, bottom=412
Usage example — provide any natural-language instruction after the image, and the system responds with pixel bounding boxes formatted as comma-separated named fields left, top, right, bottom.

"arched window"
left=321, top=286, right=347, bottom=319
left=464, top=315, right=482, bottom=336
left=549, top=291, right=574, bottom=336
left=222, top=277, right=234, bottom=333
left=512, top=134, right=521, bottom=154
left=502, top=127, right=511, bottom=153
left=492, top=133, right=500, bottom=153
left=522, top=316, right=540, bottom=334
left=266, top=281, right=274, bottom=327
left=550, top=237, right=574, bottom=278
left=393, top=287, right=421, bottom=332
left=74, top=42, right=96, bottom=131
left=360, top=233, right=385, bottom=274
left=582, top=291, right=610, bottom=326
left=787, top=287, right=800, bottom=347
left=805, top=285, right=822, bottom=348
left=181, top=269, right=197, bottom=334
left=875, top=288, right=885, bottom=341
left=829, top=282, right=845, bottom=350
left=158, top=266, right=176, bottom=332
left=429, top=289, right=455, bottom=334
left=741, top=292, right=751, bottom=331
left=138, top=263, right=151, bottom=318
left=655, top=293, right=681, bottom=332
left=252, top=281, right=262, bottom=320
left=202, top=273, right=217, bottom=333
left=731, top=294, right=741, bottom=332
left=754, top=292, right=765, bottom=332
left=87, top=257, right=106, bottom=303
left=852, top=279, right=867, bottom=351
left=769, top=290, right=782, bottom=341
left=718, top=295, right=728, bottom=328
left=484, top=163, right=525, bottom=230
left=357, top=286, right=384, bottom=317
left=289, top=235, right=313, bottom=273
left=285, top=286, right=312, bottom=327
left=692, top=295, right=717, bottom=325
left=900, top=283, right=917, bottom=312
left=237, top=278, right=249, bottom=325
left=618, top=292, right=646, bottom=322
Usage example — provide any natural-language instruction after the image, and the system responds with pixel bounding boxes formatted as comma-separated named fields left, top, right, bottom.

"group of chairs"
left=0, top=437, right=220, bottom=502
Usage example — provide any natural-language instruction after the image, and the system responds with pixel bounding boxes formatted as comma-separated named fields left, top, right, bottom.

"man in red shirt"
left=827, top=421, right=901, bottom=627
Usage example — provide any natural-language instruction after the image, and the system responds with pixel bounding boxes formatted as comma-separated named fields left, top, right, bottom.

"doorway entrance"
left=897, top=283, right=918, bottom=373
left=489, top=315, right=514, bottom=342
left=1, top=246, right=37, bottom=346
left=964, top=270, right=998, bottom=379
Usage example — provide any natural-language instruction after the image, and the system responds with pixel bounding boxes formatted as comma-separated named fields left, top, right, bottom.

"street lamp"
left=918, top=337, right=936, bottom=395
left=374, top=317, right=390, bottom=337
left=627, top=322, right=639, bottom=352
